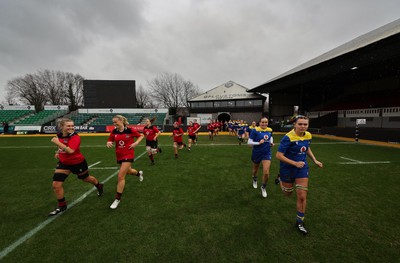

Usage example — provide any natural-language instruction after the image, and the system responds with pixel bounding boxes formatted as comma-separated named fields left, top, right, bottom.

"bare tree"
left=181, top=80, right=200, bottom=108
left=37, top=69, right=67, bottom=105
left=136, top=84, right=150, bottom=108
left=147, top=72, right=200, bottom=111
left=7, top=74, right=47, bottom=112
left=62, top=72, right=84, bottom=111
left=6, top=70, right=84, bottom=112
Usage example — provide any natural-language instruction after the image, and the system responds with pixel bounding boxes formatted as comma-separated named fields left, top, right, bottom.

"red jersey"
left=207, top=123, right=215, bottom=131
left=187, top=126, right=196, bottom=136
left=193, top=122, right=200, bottom=132
left=107, top=127, right=142, bottom=161
left=56, top=132, right=85, bottom=165
left=172, top=127, right=184, bottom=142
left=143, top=125, right=160, bottom=141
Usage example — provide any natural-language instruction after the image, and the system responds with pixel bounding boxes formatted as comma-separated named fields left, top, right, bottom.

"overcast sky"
left=0, top=0, right=399, bottom=104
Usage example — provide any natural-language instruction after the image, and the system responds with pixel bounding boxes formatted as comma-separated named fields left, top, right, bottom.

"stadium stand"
left=0, top=110, right=34, bottom=123
left=69, top=113, right=94, bottom=126
left=13, top=109, right=68, bottom=125
left=87, top=113, right=144, bottom=126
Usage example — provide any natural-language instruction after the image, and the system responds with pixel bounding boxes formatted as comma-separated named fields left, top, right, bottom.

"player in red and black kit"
left=186, top=121, right=197, bottom=151
left=143, top=117, right=162, bottom=165
left=192, top=119, right=201, bottom=144
left=207, top=120, right=215, bottom=140
left=48, top=118, right=103, bottom=216
left=171, top=121, right=186, bottom=158
left=107, top=115, right=144, bottom=209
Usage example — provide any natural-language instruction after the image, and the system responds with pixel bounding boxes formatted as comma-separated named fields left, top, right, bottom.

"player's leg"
left=146, top=145, right=155, bottom=165
left=279, top=169, right=295, bottom=197
left=188, top=138, right=192, bottom=150
left=260, top=160, right=271, bottom=198
left=251, top=161, right=260, bottom=189
left=49, top=169, right=69, bottom=216
left=110, top=162, right=130, bottom=209
left=76, top=160, right=103, bottom=196
left=294, top=177, right=309, bottom=235
left=173, top=142, right=178, bottom=158
left=127, top=165, right=143, bottom=182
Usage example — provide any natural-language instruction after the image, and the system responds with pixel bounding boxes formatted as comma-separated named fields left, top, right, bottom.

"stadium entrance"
left=218, top=112, right=230, bottom=122
left=188, top=81, right=266, bottom=125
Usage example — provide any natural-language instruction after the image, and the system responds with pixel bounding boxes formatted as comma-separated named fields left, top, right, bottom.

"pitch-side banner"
left=42, top=125, right=99, bottom=133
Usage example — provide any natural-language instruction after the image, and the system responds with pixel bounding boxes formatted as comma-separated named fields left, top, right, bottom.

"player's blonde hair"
left=113, top=115, right=129, bottom=126
left=57, top=118, right=74, bottom=129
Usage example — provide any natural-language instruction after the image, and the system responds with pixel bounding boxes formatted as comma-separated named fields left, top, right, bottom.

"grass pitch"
left=0, top=134, right=399, bottom=262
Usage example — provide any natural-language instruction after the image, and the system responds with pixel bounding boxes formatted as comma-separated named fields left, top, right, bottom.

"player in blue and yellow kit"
left=237, top=120, right=248, bottom=145
left=276, top=116, right=323, bottom=235
left=247, top=117, right=274, bottom=198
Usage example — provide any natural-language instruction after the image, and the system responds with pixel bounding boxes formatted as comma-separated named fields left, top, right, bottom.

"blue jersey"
left=247, top=125, right=257, bottom=134
left=278, top=130, right=312, bottom=169
left=250, top=127, right=273, bottom=155
left=237, top=124, right=247, bottom=135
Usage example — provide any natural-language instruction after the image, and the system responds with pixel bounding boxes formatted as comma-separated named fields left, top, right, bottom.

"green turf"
left=0, top=135, right=399, bottom=262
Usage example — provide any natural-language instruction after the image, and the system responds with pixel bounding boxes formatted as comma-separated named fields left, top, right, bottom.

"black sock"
left=58, top=198, right=67, bottom=207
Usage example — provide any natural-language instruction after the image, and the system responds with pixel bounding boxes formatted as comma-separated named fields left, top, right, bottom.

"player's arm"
left=51, top=136, right=75, bottom=154
left=130, top=133, right=144, bottom=149
left=106, top=132, right=114, bottom=148
left=276, top=151, right=305, bottom=168
left=306, top=147, right=323, bottom=168
left=154, top=131, right=161, bottom=140
left=247, top=138, right=264, bottom=145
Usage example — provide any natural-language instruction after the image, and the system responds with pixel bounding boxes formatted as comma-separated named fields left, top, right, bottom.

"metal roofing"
left=189, top=81, right=264, bottom=102
left=254, top=18, right=400, bottom=87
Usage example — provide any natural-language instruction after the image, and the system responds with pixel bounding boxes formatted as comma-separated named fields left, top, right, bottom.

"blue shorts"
left=252, top=152, right=271, bottom=164
left=279, top=166, right=309, bottom=183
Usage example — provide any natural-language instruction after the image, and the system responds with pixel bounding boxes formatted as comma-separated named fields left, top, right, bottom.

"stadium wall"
left=320, top=127, right=399, bottom=143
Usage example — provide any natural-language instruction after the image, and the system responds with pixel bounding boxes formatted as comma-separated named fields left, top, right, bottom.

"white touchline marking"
left=0, top=151, right=147, bottom=260
left=339, top=156, right=363, bottom=163
left=339, top=161, right=391, bottom=165
left=339, top=156, right=391, bottom=165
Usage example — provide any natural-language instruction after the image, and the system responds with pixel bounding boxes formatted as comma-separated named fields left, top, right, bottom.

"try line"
left=0, top=151, right=147, bottom=260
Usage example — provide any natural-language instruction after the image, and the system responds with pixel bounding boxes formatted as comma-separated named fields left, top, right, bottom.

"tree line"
left=4, top=70, right=200, bottom=112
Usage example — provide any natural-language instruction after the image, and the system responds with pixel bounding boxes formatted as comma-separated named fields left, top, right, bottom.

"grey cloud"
left=1, top=0, right=400, bottom=102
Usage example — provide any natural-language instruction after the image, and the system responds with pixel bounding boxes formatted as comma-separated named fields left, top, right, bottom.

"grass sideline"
left=0, top=135, right=399, bottom=262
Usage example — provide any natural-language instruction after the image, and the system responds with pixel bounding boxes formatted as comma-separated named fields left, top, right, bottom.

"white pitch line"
left=0, top=151, right=146, bottom=260
left=339, top=156, right=363, bottom=163
left=339, top=156, right=390, bottom=164
left=339, top=161, right=391, bottom=165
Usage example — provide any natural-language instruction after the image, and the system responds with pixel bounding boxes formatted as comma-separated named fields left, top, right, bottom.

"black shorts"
left=188, top=135, right=196, bottom=140
left=146, top=140, right=158, bottom=149
left=117, top=158, right=134, bottom=164
left=56, top=159, right=89, bottom=174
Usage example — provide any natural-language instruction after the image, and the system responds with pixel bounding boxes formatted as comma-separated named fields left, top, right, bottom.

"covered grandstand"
left=249, top=18, right=400, bottom=142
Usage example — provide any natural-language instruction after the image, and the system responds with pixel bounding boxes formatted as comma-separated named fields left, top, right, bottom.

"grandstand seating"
left=88, top=113, right=144, bottom=126
left=0, top=110, right=35, bottom=123
left=69, top=113, right=94, bottom=126
left=13, top=110, right=68, bottom=125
